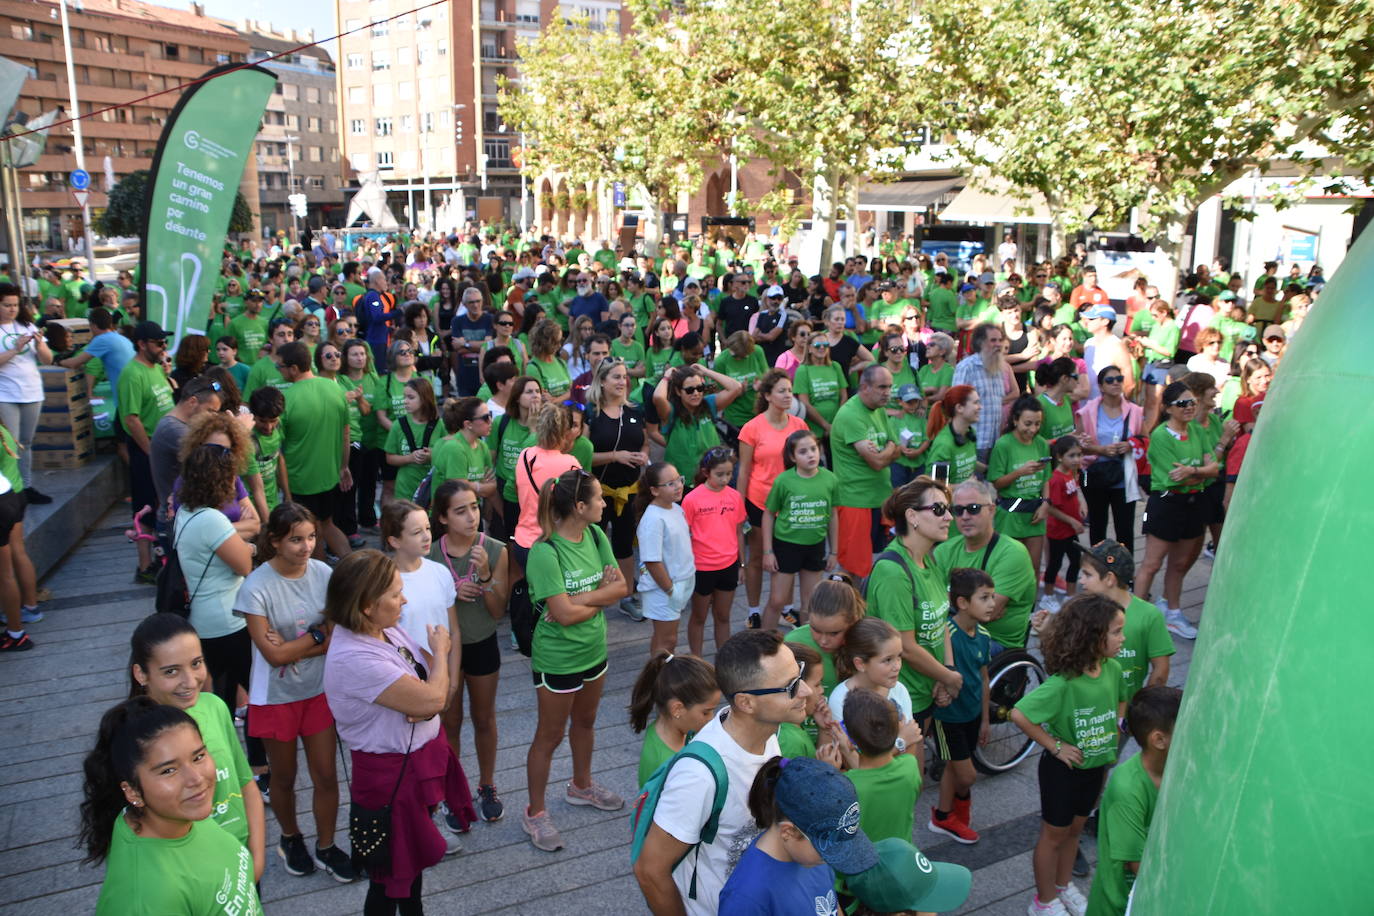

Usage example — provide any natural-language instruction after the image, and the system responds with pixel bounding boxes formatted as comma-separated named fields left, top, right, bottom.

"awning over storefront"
left=857, top=177, right=963, bottom=213
left=939, top=180, right=1053, bottom=224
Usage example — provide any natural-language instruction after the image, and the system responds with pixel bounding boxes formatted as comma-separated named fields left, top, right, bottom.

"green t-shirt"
left=777, top=721, right=817, bottom=759
left=926, top=424, right=978, bottom=486
left=1143, top=320, right=1180, bottom=362
left=638, top=723, right=676, bottom=789
left=867, top=540, right=949, bottom=710
left=663, top=399, right=722, bottom=486
left=829, top=397, right=895, bottom=509
left=844, top=754, right=921, bottom=844
left=765, top=467, right=837, bottom=546
left=185, top=692, right=252, bottom=848
left=644, top=347, right=676, bottom=395
left=224, top=361, right=251, bottom=391
left=1039, top=393, right=1076, bottom=442
left=95, top=817, right=262, bottom=916
left=527, top=356, right=571, bottom=398
left=227, top=314, right=269, bottom=366
left=243, top=358, right=288, bottom=398
left=988, top=433, right=1050, bottom=539
left=917, top=362, right=953, bottom=396
left=1117, top=595, right=1175, bottom=701
left=883, top=362, right=917, bottom=412
left=784, top=626, right=839, bottom=695
left=1014, top=658, right=1125, bottom=769
left=933, top=533, right=1038, bottom=650
left=1086, top=754, right=1158, bottom=916
left=1147, top=423, right=1209, bottom=493
left=117, top=359, right=175, bottom=437
left=385, top=415, right=439, bottom=502
left=571, top=434, right=593, bottom=470
left=359, top=372, right=387, bottom=450
left=712, top=348, right=768, bottom=429
left=0, top=425, right=22, bottom=491
left=433, top=432, right=493, bottom=488
left=527, top=525, right=616, bottom=674
left=494, top=417, right=536, bottom=502
left=793, top=362, right=849, bottom=438
left=611, top=338, right=646, bottom=375
left=335, top=375, right=365, bottom=444
left=1209, top=314, right=1256, bottom=362
left=891, top=411, right=928, bottom=469
left=927, top=287, right=958, bottom=330
left=343, top=281, right=367, bottom=309
left=281, top=376, right=348, bottom=496
left=251, top=426, right=284, bottom=512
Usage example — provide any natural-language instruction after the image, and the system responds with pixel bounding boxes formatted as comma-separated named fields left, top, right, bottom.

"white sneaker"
left=1165, top=608, right=1198, bottom=640
left=1028, top=896, right=1069, bottom=916
left=1058, top=882, right=1088, bottom=916
left=1039, top=594, right=1062, bottom=613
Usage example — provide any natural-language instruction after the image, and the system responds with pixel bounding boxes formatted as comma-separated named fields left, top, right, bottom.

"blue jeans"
left=890, top=463, right=925, bottom=489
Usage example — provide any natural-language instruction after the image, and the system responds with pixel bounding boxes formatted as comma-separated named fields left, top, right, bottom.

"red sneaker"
left=928, top=807, right=980, bottom=844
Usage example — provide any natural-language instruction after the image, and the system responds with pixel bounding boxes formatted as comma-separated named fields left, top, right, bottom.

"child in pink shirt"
left=681, top=446, right=746, bottom=656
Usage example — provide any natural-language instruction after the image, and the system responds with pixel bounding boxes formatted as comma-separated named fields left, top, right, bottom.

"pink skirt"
left=350, top=727, right=476, bottom=897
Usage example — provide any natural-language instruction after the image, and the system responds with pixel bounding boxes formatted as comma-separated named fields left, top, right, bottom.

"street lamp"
left=58, top=0, right=96, bottom=263
left=284, top=134, right=300, bottom=235
left=498, top=124, right=527, bottom=234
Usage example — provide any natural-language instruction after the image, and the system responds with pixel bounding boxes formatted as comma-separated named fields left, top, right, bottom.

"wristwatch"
left=894, top=736, right=907, bottom=753
left=307, top=626, right=325, bottom=646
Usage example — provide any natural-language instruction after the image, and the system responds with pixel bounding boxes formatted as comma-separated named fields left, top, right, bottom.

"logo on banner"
left=183, top=130, right=233, bottom=160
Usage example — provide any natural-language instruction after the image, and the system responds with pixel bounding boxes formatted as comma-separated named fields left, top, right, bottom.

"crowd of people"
left=0, top=226, right=1315, bottom=914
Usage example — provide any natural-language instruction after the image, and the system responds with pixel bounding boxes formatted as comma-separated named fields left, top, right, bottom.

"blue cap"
left=898, top=383, right=921, bottom=402
left=773, top=757, right=877, bottom=874
left=959, top=283, right=977, bottom=293
left=1083, top=304, right=1116, bottom=321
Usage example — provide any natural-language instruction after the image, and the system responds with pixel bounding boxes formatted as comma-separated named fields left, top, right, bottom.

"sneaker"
left=277, top=833, right=316, bottom=876
left=442, top=801, right=472, bottom=834
left=347, top=533, right=367, bottom=550
left=1072, top=844, right=1090, bottom=877
left=134, top=565, right=158, bottom=585
left=435, top=810, right=465, bottom=854
left=565, top=780, right=624, bottom=811
left=1058, top=882, right=1088, bottom=916
left=255, top=772, right=270, bottom=804
left=478, top=784, right=505, bottom=822
left=780, top=606, right=800, bottom=628
left=746, top=612, right=761, bottom=629
left=618, top=595, right=644, bottom=622
left=1202, top=541, right=1216, bottom=560
left=927, top=808, right=979, bottom=844
left=25, top=488, right=52, bottom=505
left=1028, top=896, right=1070, bottom=916
left=522, top=808, right=564, bottom=852
left=1039, top=594, right=1062, bottom=614
left=20, top=606, right=43, bottom=625
left=1165, top=608, right=1198, bottom=640
left=0, top=632, right=33, bottom=651
left=314, top=844, right=357, bottom=882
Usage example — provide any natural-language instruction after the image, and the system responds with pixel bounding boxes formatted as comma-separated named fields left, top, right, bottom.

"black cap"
left=132, top=321, right=169, bottom=341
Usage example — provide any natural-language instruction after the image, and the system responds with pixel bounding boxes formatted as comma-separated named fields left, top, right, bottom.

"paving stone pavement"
left=0, top=511, right=1211, bottom=915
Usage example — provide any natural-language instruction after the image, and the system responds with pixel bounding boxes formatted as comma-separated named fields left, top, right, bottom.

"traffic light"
left=455, top=118, right=464, bottom=144
left=288, top=193, right=308, bottom=218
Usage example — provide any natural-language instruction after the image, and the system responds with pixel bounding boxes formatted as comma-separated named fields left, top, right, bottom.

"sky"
left=186, top=0, right=338, bottom=43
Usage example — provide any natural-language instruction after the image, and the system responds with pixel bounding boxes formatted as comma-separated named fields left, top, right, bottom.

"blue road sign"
left=69, top=169, right=90, bottom=190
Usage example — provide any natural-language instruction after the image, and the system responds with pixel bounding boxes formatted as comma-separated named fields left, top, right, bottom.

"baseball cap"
left=307, top=276, right=327, bottom=293
left=764, top=284, right=785, bottom=298
left=898, top=383, right=921, bottom=402
left=513, top=267, right=536, bottom=281
left=683, top=278, right=701, bottom=289
left=132, top=321, right=169, bottom=341
left=1263, top=324, right=1286, bottom=340
left=846, top=838, right=972, bottom=912
left=959, top=283, right=977, bottom=293
left=245, top=289, right=265, bottom=301
left=1218, top=290, right=1237, bottom=301
left=1083, top=304, right=1116, bottom=321
left=773, top=757, right=877, bottom=875
left=876, top=280, right=895, bottom=292
left=1086, top=539, right=1135, bottom=584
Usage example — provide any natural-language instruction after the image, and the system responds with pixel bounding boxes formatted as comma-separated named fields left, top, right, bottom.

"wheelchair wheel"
left=972, top=648, right=1048, bottom=775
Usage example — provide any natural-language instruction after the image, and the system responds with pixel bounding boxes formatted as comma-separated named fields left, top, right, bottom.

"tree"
left=96, top=168, right=257, bottom=238
left=917, top=0, right=1374, bottom=287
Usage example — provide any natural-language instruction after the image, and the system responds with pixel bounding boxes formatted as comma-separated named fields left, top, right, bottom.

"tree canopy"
left=96, top=169, right=256, bottom=238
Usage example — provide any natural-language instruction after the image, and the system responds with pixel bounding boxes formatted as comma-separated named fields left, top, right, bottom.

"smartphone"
left=1037, top=456, right=1053, bottom=465
left=931, top=462, right=950, bottom=485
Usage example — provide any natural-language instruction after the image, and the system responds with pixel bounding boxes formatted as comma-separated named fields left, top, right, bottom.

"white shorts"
left=642, top=578, right=695, bottom=621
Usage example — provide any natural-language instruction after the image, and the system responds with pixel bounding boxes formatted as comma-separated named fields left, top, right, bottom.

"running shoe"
left=442, top=800, right=472, bottom=834
left=277, top=833, right=316, bottom=876
left=347, top=533, right=367, bottom=550
left=1028, top=896, right=1069, bottom=916
left=1202, top=541, right=1217, bottom=560
left=477, top=784, right=505, bottom=822
left=20, top=606, right=43, bottom=625
left=134, top=565, right=158, bottom=585
left=780, top=606, right=801, bottom=628
left=746, top=612, right=762, bottom=629
left=0, top=632, right=33, bottom=651
left=927, top=808, right=979, bottom=844
left=522, top=808, right=564, bottom=852
left=314, top=844, right=357, bottom=882
left=1058, top=882, right=1088, bottom=915
left=255, top=772, right=270, bottom=804
left=618, top=594, right=644, bottom=622
left=566, top=780, right=624, bottom=811
left=1164, top=608, right=1198, bottom=640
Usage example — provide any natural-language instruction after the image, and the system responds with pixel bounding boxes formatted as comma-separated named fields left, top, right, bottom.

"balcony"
left=480, top=51, right=516, bottom=64
left=478, top=17, right=515, bottom=28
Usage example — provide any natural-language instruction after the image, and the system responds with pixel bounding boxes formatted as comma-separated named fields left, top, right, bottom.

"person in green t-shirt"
left=523, top=469, right=628, bottom=850
left=384, top=378, right=441, bottom=506
left=840, top=686, right=923, bottom=845
left=987, top=397, right=1051, bottom=554
left=243, top=320, right=297, bottom=398
left=794, top=338, right=851, bottom=444
left=610, top=313, right=647, bottom=393
left=653, top=364, right=743, bottom=484
left=829, top=366, right=898, bottom=579
left=890, top=383, right=931, bottom=488
left=278, top=344, right=351, bottom=559
left=228, top=292, right=270, bottom=366
left=1086, top=686, right=1181, bottom=916
left=628, top=651, right=721, bottom=789
left=1135, top=300, right=1181, bottom=430
left=1078, top=540, right=1175, bottom=703
left=432, top=397, right=497, bottom=503
left=246, top=387, right=289, bottom=523
left=762, top=432, right=838, bottom=630
left=784, top=577, right=864, bottom=695
left=525, top=318, right=572, bottom=398
left=712, top=333, right=768, bottom=430
left=926, top=274, right=959, bottom=332
left=926, top=385, right=980, bottom=486
left=1011, top=594, right=1127, bottom=916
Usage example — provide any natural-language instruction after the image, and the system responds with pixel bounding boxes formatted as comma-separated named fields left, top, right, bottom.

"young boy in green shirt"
left=1085, top=686, right=1182, bottom=916
left=840, top=686, right=923, bottom=845
left=890, top=383, right=931, bottom=489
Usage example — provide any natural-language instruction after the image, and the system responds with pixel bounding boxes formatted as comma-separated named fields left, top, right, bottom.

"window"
left=421, top=112, right=435, bottom=134
left=373, top=83, right=392, bottom=105
left=328, top=118, right=336, bottom=132
left=516, top=0, right=540, bottom=24
left=92, top=34, right=111, bottom=51
left=309, top=146, right=323, bottom=162
left=375, top=117, right=393, bottom=136
left=283, top=83, right=298, bottom=101
left=308, top=116, right=322, bottom=132
left=437, top=39, right=448, bottom=56
left=285, top=114, right=299, bottom=130
left=372, top=51, right=390, bottom=71
left=327, top=90, right=335, bottom=105
left=484, top=137, right=511, bottom=167
left=345, top=18, right=362, bottom=30
left=396, top=14, right=411, bottom=28
left=306, top=87, right=320, bottom=103
left=350, top=119, right=366, bottom=135
left=330, top=148, right=339, bottom=162
left=309, top=176, right=326, bottom=190
left=371, top=20, right=389, bottom=37
left=400, top=114, right=414, bottom=132
left=417, top=44, right=430, bottom=65
left=376, top=150, right=394, bottom=167
left=350, top=152, right=367, bottom=170
left=164, top=43, right=180, bottom=59
left=397, top=46, right=412, bottom=66
left=398, top=80, right=413, bottom=100
left=347, top=53, right=363, bottom=69
left=10, top=23, right=32, bottom=40
left=348, top=86, right=364, bottom=104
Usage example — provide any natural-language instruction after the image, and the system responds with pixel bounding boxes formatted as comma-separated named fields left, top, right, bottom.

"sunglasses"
left=395, top=348, right=414, bottom=355
left=1101, top=374, right=1125, bottom=384
left=471, top=413, right=492, bottom=423
left=810, top=340, right=830, bottom=348
left=903, top=314, right=920, bottom=321
left=496, top=320, right=514, bottom=327
left=322, top=350, right=341, bottom=359
left=951, top=503, right=986, bottom=517
left=886, top=346, right=906, bottom=354
left=680, top=385, right=705, bottom=395
left=1169, top=398, right=1197, bottom=408
left=734, top=663, right=806, bottom=699
left=915, top=502, right=949, bottom=517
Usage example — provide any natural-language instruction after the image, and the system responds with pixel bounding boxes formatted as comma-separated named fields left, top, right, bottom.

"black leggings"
left=200, top=628, right=266, bottom=768
left=354, top=447, right=384, bottom=529
left=1044, top=536, right=1082, bottom=587
left=365, top=874, right=423, bottom=916
left=336, top=445, right=368, bottom=535
left=597, top=488, right=639, bottom=559
left=1084, top=485, right=1136, bottom=550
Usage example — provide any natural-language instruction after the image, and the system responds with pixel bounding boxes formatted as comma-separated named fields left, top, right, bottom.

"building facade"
left=0, top=0, right=257, bottom=252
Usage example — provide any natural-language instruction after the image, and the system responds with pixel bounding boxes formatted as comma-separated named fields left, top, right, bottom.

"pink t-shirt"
left=323, top=624, right=441, bottom=755
left=774, top=349, right=802, bottom=379
left=738, top=413, right=809, bottom=508
left=682, top=483, right=746, bottom=571
left=514, top=446, right=582, bottom=548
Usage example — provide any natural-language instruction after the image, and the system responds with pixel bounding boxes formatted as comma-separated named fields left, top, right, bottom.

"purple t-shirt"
left=323, top=624, right=442, bottom=754
left=171, top=477, right=249, bottom=521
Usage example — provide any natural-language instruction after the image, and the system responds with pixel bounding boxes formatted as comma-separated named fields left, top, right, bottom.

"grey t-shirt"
left=150, top=413, right=188, bottom=520
left=234, top=559, right=332, bottom=706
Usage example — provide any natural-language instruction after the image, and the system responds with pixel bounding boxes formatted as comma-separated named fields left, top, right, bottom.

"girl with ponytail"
left=925, top=384, right=982, bottom=485
left=627, top=650, right=720, bottom=786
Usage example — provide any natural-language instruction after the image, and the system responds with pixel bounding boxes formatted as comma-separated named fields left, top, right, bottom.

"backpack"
left=399, top=415, right=438, bottom=507
left=154, top=509, right=215, bottom=619
left=628, top=742, right=729, bottom=901
left=862, top=535, right=998, bottom=601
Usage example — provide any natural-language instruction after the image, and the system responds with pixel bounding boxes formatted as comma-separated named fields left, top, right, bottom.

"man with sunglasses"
left=635, top=630, right=812, bottom=916
left=933, top=478, right=1038, bottom=652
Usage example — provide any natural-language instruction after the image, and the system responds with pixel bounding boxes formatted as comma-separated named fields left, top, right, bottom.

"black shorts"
left=294, top=487, right=340, bottom=522
left=694, top=561, right=740, bottom=596
left=380, top=461, right=398, bottom=482
left=129, top=445, right=156, bottom=519
left=0, top=490, right=25, bottom=544
left=532, top=657, right=607, bottom=693
left=460, top=631, right=502, bottom=678
left=1037, top=751, right=1108, bottom=827
left=1142, top=491, right=1205, bottom=542
left=745, top=499, right=764, bottom=529
left=1202, top=481, right=1225, bottom=525
left=773, top=537, right=826, bottom=574
left=933, top=716, right=981, bottom=762
left=911, top=703, right=935, bottom=731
